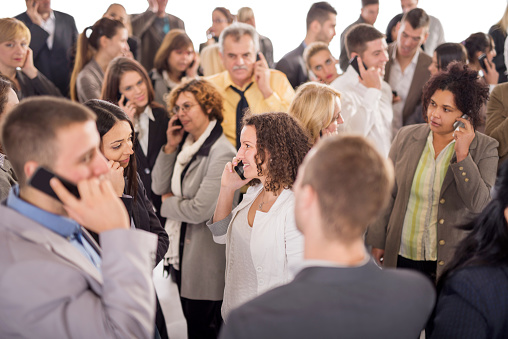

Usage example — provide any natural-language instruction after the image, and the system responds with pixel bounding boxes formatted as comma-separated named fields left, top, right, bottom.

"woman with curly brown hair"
left=366, top=62, right=499, bottom=283
left=207, top=112, right=312, bottom=321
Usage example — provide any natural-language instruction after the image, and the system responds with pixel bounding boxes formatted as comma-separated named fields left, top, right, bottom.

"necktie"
left=230, top=82, right=253, bottom=148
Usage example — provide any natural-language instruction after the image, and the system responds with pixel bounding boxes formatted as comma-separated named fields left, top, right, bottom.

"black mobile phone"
left=392, top=90, right=398, bottom=97
left=453, top=114, right=469, bottom=130
left=478, top=53, right=488, bottom=73
left=234, top=161, right=246, bottom=180
left=256, top=53, right=261, bottom=62
left=173, top=118, right=183, bottom=127
left=349, top=55, right=368, bottom=79
left=117, top=92, right=128, bottom=106
left=28, top=166, right=80, bottom=202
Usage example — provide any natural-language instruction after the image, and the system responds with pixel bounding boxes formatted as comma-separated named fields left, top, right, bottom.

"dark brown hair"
left=153, top=29, right=194, bottom=75
left=306, top=2, right=337, bottom=31
left=464, top=32, right=494, bottom=64
left=345, top=23, right=384, bottom=58
left=401, top=8, right=429, bottom=30
left=242, top=112, right=312, bottom=193
left=213, top=7, right=234, bottom=24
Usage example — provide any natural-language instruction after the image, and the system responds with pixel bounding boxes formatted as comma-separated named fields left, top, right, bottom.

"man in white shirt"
left=331, top=24, right=393, bottom=157
left=385, top=8, right=431, bottom=131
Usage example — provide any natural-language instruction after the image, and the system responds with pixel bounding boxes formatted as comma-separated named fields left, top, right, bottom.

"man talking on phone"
left=330, top=24, right=393, bottom=157
left=0, top=97, right=158, bottom=338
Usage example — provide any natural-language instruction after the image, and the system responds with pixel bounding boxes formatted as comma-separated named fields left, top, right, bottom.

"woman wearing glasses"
left=151, top=79, right=237, bottom=339
left=101, top=57, right=169, bottom=223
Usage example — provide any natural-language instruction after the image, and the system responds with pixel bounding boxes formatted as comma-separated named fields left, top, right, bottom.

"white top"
left=388, top=47, right=419, bottom=134
left=331, top=66, right=393, bottom=157
left=40, top=11, right=56, bottom=50
left=134, top=105, right=155, bottom=156
left=222, top=206, right=258, bottom=319
left=424, top=15, right=446, bottom=57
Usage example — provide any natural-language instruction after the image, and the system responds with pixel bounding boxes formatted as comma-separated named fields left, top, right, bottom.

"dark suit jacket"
left=135, top=106, right=169, bottom=223
left=429, top=266, right=508, bottom=339
left=339, top=15, right=365, bottom=72
left=275, top=42, right=307, bottom=89
left=15, top=11, right=78, bottom=97
left=220, top=260, right=435, bottom=339
left=384, top=43, right=432, bottom=125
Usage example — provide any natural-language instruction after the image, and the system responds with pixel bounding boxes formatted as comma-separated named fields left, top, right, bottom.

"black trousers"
left=397, top=255, right=437, bottom=284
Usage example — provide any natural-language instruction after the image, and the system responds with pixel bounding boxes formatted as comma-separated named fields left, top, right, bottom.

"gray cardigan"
left=76, top=59, right=104, bottom=103
left=151, top=122, right=236, bottom=300
left=366, top=124, right=499, bottom=278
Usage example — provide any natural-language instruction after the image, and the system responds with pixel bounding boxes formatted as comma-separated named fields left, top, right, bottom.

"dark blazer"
left=15, top=11, right=78, bottom=97
left=275, top=42, right=307, bottom=89
left=384, top=43, right=432, bottom=125
left=366, top=124, right=499, bottom=278
left=15, top=69, right=62, bottom=100
left=486, top=82, right=508, bottom=165
left=135, top=106, right=169, bottom=223
left=220, top=260, right=435, bottom=339
left=488, top=25, right=507, bottom=84
left=429, top=266, right=508, bottom=339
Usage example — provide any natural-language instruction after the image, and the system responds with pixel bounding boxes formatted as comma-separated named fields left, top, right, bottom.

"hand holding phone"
left=234, top=160, right=246, bottom=180
left=453, top=114, right=469, bottom=131
left=28, top=166, right=80, bottom=202
left=349, top=55, right=368, bottom=80
left=478, top=54, right=488, bottom=73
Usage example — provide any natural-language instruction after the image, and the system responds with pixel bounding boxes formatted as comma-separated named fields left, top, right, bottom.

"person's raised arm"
left=213, top=157, right=249, bottom=223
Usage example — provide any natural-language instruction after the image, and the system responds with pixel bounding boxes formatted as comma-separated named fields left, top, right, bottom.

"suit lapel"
left=402, top=126, right=429, bottom=198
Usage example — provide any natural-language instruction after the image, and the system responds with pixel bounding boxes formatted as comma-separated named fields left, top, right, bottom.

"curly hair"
left=167, top=79, right=224, bottom=123
left=242, top=112, right=312, bottom=193
left=422, top=62, right=489, bottom=130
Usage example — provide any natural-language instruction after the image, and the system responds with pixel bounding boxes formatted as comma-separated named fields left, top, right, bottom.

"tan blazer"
left=366, top=124, right=499, bottom=278
left=384, top=44, right=432, bottom=125
left=486, top=82, right=508, bottom=165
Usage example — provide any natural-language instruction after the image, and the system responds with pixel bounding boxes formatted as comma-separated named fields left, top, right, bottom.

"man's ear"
left=24, top=161, right=39, bottom=182
left=421, top=30, right=429, bottom=45
left=309, top=20, right=321, bottom=35
left=350, top=52, right=359, bottom=60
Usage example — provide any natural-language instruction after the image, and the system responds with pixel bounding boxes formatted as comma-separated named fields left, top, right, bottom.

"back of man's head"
left=401, top=8, right=429, bottom=30
left=219, top=22, right=259, bottom=54
left=345, top=23, right=384, bottom=59
left=1, top=97, right=95, bottom=186
left=300, top=136, right=393, bottom=241
left=306, top=2, right=337, bottom=31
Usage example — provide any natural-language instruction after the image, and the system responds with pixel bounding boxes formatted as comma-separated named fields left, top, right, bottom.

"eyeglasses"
left=213, top=19, right=228, bottom=24
left=172, top=103, right=197, bottom=114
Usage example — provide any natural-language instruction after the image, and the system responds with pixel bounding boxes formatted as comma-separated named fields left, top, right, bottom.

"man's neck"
left=304, top=238, right=368, bottom=266
left=20, top=186, right=67, bottom=216
left=40, top=11, right=51, bottom=21
left=231, top=76, right=253, bottom=89
left=303, top=35, right=316, bottom=46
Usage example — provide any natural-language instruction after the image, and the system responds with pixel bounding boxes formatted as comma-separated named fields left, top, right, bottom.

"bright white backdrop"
left=3, top=0, right=507, bottom=63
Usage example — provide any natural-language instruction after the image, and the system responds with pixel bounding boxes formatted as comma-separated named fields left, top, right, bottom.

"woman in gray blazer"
left=151, top=79, right=236, bottom=339
left=366, top=62, right=499, bottom=282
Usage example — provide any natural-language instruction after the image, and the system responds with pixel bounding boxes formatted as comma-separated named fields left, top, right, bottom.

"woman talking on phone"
left=208, top=112, right=312, bottom=321
left=101, top=57, right=169, bottom=223
left=366, top=62, right=499, bottom=283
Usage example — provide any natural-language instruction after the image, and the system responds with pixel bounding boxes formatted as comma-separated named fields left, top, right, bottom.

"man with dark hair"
left=339, top=0, right=379, bottom=72
left=219, top=135, right=435, bottom=339
left=331, top=24, right=393, bottom=157
left=385, top=8, right=432, bottom=130
left=0, top=97, right=157, bottom=338
left=15, top=0, right=78, bottom=97
left=276, top=2, right=337, bottom=89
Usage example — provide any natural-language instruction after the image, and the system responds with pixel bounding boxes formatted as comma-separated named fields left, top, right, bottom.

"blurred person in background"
left=237, top=7, right=274, bottom=68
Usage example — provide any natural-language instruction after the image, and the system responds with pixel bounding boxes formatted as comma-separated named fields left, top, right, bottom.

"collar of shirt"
left=392, top=45, right=420, bottom=69
left=291, top=248, right=371, bottom=275
left=221, top=71, right=256, bottom=92
left=40, top=10, right=56, bottom=49
left=6, top=185, right=81, bottom=239
left=0, top=153, right=5, bottom=168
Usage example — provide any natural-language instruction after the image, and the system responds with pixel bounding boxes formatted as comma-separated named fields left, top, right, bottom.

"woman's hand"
left=483, top=58, right=499, bottom=85
left=118, top=94, right=137, bottom=121
left=186, top=53, right=200, bottom=78
left=454, top=116, right=475, bottom=162
left=22, top=48, right=38, bottom=79
left=163, top=115, right=184, bottom=154
left=104, top=160, right=125, bottom=197
left=220, top=157, right=250, bottom=191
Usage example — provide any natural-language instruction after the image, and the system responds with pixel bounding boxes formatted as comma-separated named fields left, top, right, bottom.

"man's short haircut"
left=1, top=97, right=96, bottom=186
left=303, top=41, right=331, bottom=70
left=300, top=136, right=393, bottom=240
left=345, top=23, right=384, bottom=59
left=306, top=2, right=337, bottom=31
left=401, top=8, right=429, bottom=30
left=219, top=22, right=259, bottom=55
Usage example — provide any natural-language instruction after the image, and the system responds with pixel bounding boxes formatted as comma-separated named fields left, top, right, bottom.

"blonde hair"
left=496, top=5, right=508, bottom=33
left=0, top=18, right=31, bottom=44
left=237, top=7, right=254, bottom=23
left=303, top=41, right=331, bottom=71
left=289, top=82, right=341, bottom=142
left=200, top=44, right=225, bottom=76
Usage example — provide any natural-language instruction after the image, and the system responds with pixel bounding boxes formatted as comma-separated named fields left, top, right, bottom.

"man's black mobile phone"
left=478, top=54, right=488, bottom=73
left=234, top=161, right=246, bottom=180
left=453, top=114, right=469, bottom=130
left=349, top=55, right=367, bottom=79
left=28, top=167, right=80, bottom=202
left=173, top=118, right=183, bottom=127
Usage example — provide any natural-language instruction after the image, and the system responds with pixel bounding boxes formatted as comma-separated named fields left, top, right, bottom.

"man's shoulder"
left=205, top=71, right=228, bottom=90
left=53, top=10, right=76, bottom=22
left=277, top=43, right=305, bottom=64
left=417, top=50, right=432, bottom=66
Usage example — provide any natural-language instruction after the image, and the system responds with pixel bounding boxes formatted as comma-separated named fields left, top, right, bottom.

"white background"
left=3, top=0, right=507, bottom=63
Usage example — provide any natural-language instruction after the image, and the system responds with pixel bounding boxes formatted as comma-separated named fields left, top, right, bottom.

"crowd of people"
left=1, top=0, right=508, bottom=338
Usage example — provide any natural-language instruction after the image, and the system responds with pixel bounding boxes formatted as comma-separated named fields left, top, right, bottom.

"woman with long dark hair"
left=428, top=161, right=508, bottom=338
left=428, top=43, right=468, bottom=76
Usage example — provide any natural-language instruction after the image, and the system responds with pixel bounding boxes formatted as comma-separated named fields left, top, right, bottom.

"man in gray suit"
left=0, top=97, right=158, bottom=338
left=275, top=2, right=337, bottom=89
left=220, top=136, right=435, bottom=339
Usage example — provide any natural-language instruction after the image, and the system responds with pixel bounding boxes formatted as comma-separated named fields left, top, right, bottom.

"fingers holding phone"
left=480, top=54, right=499, bottom=85
left=163, top=115, right=184, bottom=153
left=221, top=157, right=249, bottom=190
left=354, top=55, right=381, bottom=89
left=118, top=94, right=136, bottom=121
left=453, top=114, right=475, bottom=162
left=104, top=160, right=125, bottom=197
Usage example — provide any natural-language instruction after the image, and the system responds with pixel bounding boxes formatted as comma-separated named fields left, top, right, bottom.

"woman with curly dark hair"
left=207, top=112, right=312, bottom=321
left=366, top=62, right=499, bottom=283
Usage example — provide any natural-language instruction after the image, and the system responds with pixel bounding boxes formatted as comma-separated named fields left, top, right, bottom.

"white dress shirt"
left=134, top=105, right=155, bottom=156
left=331, top=66, right=393, bottom=157
left=39, top=11, right=56, bottom=50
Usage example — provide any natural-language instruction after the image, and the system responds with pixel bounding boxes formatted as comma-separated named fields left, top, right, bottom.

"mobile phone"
left=349, top=55, right=368, bottom=79
left=28, top=166, right=80, bottom=202
left=172, top=118, right=183, bottom=127
left=234, top=161, right=246, bottom=180
left=117, top=92, right=128, bottom=106
left=453, top=114, right=469, bottom=130
left=478, top=54, right=488, bottom=73
left=392, top=90, right=398, bottom=97
left=256, top=53, right=261, bottom=62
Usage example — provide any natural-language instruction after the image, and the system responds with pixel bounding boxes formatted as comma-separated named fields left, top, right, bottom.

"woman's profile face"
left=100, top=120, right=134, bottom=169
left=167, top=45, right=194, bottom=73
left=237, top=125, right=264, bottom=179
left=103, top=27, right=129, bottom=59
left=427, top=89, right=463, bottom=135
left=210, top=10, right=229, bottom=37
left=119, top=70, right=149, bottom=108
left=321, top=97, right=343, bottom=138
left=0, top=36, right=28, bottom=70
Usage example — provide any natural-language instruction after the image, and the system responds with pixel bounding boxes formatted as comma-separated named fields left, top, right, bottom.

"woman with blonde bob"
left=0, top=18, right=61, bottom=99
left=289, top=82, right=344, bottom=143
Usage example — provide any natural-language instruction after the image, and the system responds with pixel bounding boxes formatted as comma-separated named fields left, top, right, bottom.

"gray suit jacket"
left=275, top=42, right=308, bottom=89
left=384, top=44, right=432, bottom=125
left=366, top=124, right=498, bottom=278
left=220, top=260, right=435, bottom=339
left=0, top=203, right=158, bottom=338
left=152, top=123, right=237, bottom=300
left=486, top=82, right=508, bottom=165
